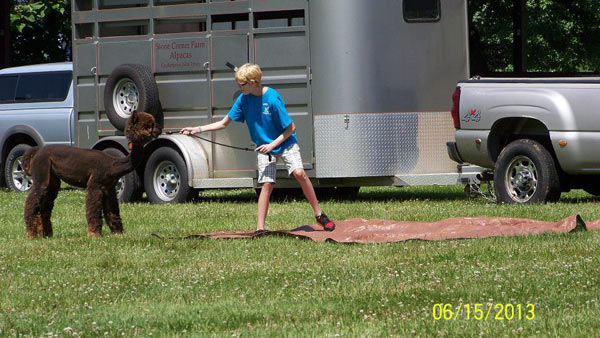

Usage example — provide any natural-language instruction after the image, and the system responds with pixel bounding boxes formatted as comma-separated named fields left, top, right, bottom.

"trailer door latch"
left=344, top=114, right=350, bottom=129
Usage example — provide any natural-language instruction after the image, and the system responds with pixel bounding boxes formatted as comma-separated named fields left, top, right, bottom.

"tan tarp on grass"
left=159, top=215, right=600, bottom=243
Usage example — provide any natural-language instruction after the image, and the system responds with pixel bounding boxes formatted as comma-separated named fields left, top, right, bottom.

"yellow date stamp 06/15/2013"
left=432, top=303, right=535, bottom=321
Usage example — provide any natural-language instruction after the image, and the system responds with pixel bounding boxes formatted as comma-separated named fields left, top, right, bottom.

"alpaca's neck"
left=114, top=144, right=144, bottom=177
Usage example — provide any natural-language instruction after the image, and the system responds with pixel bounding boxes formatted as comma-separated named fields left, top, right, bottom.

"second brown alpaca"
left=22, top=111, right=162, bottom=238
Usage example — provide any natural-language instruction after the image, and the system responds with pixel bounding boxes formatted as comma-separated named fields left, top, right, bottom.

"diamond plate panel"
left=314, top=112, right=457, bottom=178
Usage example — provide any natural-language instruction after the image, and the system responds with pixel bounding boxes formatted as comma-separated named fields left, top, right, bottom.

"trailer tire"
left=494, top=139, right=561, bottom=204
left=5, top=144, right=33, bottom=192
left=102, top=148, right=143, bottom=203
left=104, top=64, right=163, bottom=131
left=144, top=147, right=195, bottom=204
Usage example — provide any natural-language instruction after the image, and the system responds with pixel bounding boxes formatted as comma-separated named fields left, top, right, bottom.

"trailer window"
left=14, top=72, right=72, bottom=102
left=155, top=17, right=207, bottom=34
left=156, top=0, right=206, bottom=5
left=99, top=21, right=149, bottom=37
left=211, top=13, right=249, bottom=31
left=99, top=0, right=147, bottom=9
left=75, top=23, right=94, bottom=39
left=74, top=0, right=93, bottom=11
left=0, top=76, right=18, bottom=102
left=403, top=0, right=440, bottom=22
left=254, top=10, right=305, bottom=28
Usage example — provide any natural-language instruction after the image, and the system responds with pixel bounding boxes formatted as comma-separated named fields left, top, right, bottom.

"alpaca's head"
left=124, top=111, right=162, bottom=145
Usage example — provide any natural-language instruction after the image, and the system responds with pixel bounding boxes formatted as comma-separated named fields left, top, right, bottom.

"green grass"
left=1, top=185, right=600, bottom=337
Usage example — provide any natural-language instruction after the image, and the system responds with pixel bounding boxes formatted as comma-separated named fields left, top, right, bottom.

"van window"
left=403, top=0, right=440, bottom=22
left=0, top=76, right=18, bottom=102
left=14, top=72, right=72, bottom=102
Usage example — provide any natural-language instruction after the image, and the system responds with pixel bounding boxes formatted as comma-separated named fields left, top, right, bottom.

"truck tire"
left=494, top=139, right=561, bottom=204
left=144, top=147, right=195, bottom=204
left=104, top=64, right=163, bottom=131
left=4, top=144, right=33, bottom=192
left=102, top=148, right=143, bottom=203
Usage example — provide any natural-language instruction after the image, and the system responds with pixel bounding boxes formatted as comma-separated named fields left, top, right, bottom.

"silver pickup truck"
left=447, top=77, right=600, bottom=204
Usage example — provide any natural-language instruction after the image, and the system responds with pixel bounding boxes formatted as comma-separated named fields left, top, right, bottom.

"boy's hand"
left=255, top=143, right=275, bottom=154
left=180, top=126, right=202, bottom=135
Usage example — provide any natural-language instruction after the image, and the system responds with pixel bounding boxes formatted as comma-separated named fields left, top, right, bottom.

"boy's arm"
left=180, top=116, right=232, bottom=135
left=255, top=122, right=296, bottom=154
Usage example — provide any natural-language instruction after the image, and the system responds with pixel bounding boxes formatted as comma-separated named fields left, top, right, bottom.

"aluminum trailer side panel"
left=309, top=0, right=469, bottom=178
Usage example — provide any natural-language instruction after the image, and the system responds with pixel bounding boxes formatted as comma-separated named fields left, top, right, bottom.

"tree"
left=469, top=0, right=600, bottom=74
left=10, top=0, right=71, bottom=66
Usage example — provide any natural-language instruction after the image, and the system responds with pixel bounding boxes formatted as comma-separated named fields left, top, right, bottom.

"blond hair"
left=235, top=63, right=262, bottom=85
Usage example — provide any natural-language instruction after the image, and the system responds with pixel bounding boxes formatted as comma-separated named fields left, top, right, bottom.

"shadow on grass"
left=188, top=186, right=468, bottom=203
left=125, top=186, right=470, bottom=204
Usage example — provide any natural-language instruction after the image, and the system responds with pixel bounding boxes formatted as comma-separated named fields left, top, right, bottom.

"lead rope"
left=165, top=131, right=272, bottom=161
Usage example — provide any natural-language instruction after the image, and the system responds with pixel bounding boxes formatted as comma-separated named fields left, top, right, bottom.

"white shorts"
left=257, top=143, right=303, bottom=184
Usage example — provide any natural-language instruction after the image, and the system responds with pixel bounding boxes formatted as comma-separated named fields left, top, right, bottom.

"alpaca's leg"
left=85, top=185, right=104, bottom=237
left=24, top=158, right=51, bottom=239
left=102, top=187, right=123, bottom=234
left=24, top=191, right=41, bottom=238
left=39, top=175, right=60, bottom=237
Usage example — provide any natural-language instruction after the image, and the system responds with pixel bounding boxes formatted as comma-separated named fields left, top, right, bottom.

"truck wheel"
left=102, top=148, right=143, bottom=202
left=104, top=64, right=163, bottom=131
left=494, top=139, right=560, bottom=204
left=5, top=144, right=33, bottom=192
left=144, top=147, right=194, bottom=204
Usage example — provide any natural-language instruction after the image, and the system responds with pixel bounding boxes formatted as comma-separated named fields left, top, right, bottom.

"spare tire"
left=104, top=64, right=163, bottom=131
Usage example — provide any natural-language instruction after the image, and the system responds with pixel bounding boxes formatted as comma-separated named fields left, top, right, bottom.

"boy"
left=180, top=63, right=336, bottom=232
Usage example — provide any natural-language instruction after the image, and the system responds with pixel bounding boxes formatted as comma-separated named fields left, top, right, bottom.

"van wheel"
left=102, top=148, right=143, bottom=202
left=494, top=139, right=561, bottom=204
left=104, top=64, right=163, bottom=131
left=144, top=147, right=194, bottom=204
left=5, top=144, right=33, bottom=192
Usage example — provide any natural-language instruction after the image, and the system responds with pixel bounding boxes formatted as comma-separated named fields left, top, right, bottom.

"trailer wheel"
left=104, top=64, right=163, bottom=131
left=102, top=148, right=143, bottom=202
left=494, top=139, right=560, bottom=204
left=144, top=147, right=195, bottom=204
left=4, top=144, right=33, bottom=192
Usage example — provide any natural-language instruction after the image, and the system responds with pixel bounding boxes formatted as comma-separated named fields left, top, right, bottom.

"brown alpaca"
left=23, top=111, right=162, bottom=238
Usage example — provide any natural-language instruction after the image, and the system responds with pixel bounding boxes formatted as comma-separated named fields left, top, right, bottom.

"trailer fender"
left=92, top=135, right=210, bottom=187
left=150, top=134, right=210, bottom=187
left=91, top=137, right=129, bottom=152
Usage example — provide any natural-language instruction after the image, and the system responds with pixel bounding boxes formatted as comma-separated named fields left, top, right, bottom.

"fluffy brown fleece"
left=23, top=111, right=161, bottom=238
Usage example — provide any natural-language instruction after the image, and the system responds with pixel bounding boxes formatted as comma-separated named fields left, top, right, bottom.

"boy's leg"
left=257, top=151, right=276, bottom=230
left=257, top=182, right=274, bottom=231
left=282, top=144, right=321, bottom=215
left=283, top=144, right=336, bottom=231
left=291, top=168, right=321, bottom=217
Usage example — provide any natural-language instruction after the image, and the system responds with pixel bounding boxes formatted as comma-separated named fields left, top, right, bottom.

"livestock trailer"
left=71, top=0, right=479, bottom=203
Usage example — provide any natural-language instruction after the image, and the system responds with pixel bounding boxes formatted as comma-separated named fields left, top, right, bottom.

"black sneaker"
left=316, top=212, right=336, bottom=231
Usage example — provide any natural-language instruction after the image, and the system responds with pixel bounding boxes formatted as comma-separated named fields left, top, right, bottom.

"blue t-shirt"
left=227, top=87, right=298, bottom=155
